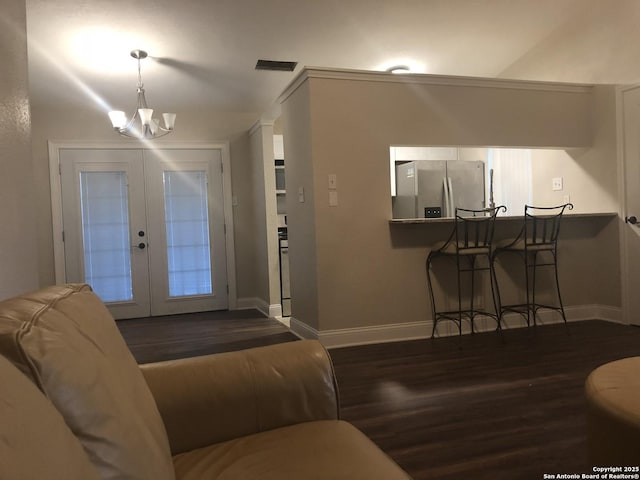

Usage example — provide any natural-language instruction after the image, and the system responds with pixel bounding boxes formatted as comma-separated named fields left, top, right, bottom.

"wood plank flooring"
left=118, top=315, right=640, bottom=479
left=330, top=321, right=640, bottom=479
left=117, top=309, right=297, bottom=363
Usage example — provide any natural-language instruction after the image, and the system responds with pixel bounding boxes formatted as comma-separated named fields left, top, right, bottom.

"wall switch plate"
left=552, top=177, right=563, bottom=191
left=298, top=186, right=305, bottom=203
left=328, top=190, right=338, bottom=206
left=328, top=174, right=337, bottom=190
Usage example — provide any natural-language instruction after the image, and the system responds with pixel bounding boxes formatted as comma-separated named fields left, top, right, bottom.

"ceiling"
left=25, top=0, right=640, bottom=119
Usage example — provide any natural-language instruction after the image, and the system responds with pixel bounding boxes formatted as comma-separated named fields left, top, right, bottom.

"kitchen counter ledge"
left=389, top=212, right=618, bottom=225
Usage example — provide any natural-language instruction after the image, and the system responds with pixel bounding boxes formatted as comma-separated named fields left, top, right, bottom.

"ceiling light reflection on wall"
left=108, top=50, right=176, bottom=140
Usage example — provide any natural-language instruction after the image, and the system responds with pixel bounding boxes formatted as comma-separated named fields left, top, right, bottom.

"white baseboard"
left=289, top=304, right=624, bottom=349
left=235, top=297, right=282, bottom=318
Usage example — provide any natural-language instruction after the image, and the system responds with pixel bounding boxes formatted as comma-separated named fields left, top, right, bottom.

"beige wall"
left=247, top=123, right=281, bottom=307
left=29, top=106, right=260, bottom=298
left=281, top=81, right=320, bottom=330
left=280, top=70, right=619, bottom=334
left=0, top=0, right=39, bottom=299
left=531, top=87, right=619, bottom=213
left=229, top=132, right=258, bottom=300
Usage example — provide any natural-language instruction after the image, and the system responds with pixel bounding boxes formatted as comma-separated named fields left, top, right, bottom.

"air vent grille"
left=255, top=59, right=298, bottom=72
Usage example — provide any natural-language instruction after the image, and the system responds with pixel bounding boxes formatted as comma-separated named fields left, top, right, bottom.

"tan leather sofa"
left=0, top=284, right=410, bottom=479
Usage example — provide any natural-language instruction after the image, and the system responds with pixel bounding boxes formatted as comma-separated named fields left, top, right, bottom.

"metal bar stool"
left=492, top=203, right=573, bottom=327
left=426, top=206, right=506, bottom=338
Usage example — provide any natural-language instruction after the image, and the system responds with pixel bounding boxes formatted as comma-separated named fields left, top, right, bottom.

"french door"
left=60, top=148, right=228, bottom=319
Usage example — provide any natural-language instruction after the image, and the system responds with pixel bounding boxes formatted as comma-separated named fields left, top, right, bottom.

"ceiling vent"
left=255, top=59, right=298, bottom=72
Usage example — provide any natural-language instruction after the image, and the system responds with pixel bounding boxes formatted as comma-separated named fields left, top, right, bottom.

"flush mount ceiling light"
left=108, top=50, right=176, bottom=139
left=386, top=65, right=411, bottom=74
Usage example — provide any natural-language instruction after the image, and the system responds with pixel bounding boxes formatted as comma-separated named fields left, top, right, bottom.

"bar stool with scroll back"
left=426, top=206, right=506, bottom=338
left=492, top=203, right=573, bottom=327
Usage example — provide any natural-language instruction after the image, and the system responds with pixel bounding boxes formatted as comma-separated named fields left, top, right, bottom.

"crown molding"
left=278, top=66, right=594, bottom=105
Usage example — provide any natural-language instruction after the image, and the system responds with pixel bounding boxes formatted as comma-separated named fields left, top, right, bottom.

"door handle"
left=625, top=216, right=638, bottom=225
left=133, top=242, right=146, bottom=250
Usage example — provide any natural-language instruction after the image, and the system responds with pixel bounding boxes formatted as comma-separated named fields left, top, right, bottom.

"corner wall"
left=246, top=122, right=282, bottom=314
left=0, top=0, right=39, bottom=299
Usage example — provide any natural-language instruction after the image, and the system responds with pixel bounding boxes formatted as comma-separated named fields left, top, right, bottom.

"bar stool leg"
left=524, top=251, right=532, bottom=327
left=552, top=250, right=569, bottom=325
left=469, top=255, right=476, bottom=334
left=426, top=255, right=439, bottom=339
left=531, top=250, right=539, bottom=326
left=489, top=256, right=502, bottom=333
left=456, top=255, right=463, bottom=336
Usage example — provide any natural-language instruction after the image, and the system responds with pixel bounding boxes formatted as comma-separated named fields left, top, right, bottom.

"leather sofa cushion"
left=173, top=420, right=411, bottom=480
left=0, top=284, right=174, bottom=480
left=585, top=356, right=640, bottom=465
left=0, top=354, right=101, bottom=480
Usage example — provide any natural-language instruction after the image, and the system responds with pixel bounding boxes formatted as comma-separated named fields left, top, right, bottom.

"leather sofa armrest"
left=140, top=340, right=340, bottom=455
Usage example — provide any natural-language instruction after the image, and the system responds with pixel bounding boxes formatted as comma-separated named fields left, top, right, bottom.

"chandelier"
left=108, top=50, right=176, bottom=139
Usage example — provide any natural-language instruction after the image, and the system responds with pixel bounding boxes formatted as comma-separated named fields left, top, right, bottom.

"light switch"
left=328, top=174, right=337, bottom=190
left=552, top=177, right=563, bottom=191
left=298, top=186, right=305, bottom=203
left=328, top=190, right=338, bottom=207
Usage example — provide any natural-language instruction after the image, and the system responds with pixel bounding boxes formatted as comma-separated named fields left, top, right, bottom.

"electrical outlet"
left=552, top=177, right=563, bottom=191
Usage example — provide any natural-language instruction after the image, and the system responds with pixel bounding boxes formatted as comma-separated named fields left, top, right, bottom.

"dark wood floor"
left=117, top=309, right=297, bottom=363
left=118, top=314, right=640, bottom=479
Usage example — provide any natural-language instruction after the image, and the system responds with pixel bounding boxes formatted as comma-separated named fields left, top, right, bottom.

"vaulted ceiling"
left=25, top=0, right=640, bottom=118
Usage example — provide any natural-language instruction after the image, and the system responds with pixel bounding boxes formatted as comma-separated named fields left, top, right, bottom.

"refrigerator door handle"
left=447, top=177, right=455, bottom=217
left=443, top=177, right=450, bottom=217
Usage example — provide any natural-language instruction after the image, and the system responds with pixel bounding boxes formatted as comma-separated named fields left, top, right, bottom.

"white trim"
left=219, top=142, right=237, bottom=309
left=48, top=141, right=237, bottom=309
left=235, top=296, right=283, bottom=319
left=248, top=119, right=274, bottom=136
left=289, top=316, right=320, bottom=340
left=273, top=316, right=291, bottom=328
left=289, top=304, right=623, bottom=349
left=279, top=67, right=593, bottom=105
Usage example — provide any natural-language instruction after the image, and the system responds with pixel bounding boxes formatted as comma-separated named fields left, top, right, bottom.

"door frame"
left=48, top=141, right=237, bottom=310
left=616, top=84, right=640, bottom=326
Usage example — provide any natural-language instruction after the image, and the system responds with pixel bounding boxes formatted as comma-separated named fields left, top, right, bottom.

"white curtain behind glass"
left=79, top=171, right=133, bottom=302
left=488, top=148, right=532, bottom=215
left=163, top=171, right=213, bottom=297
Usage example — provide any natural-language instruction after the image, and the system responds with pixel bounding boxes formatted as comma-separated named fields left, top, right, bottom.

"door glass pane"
left=79, top=171, right=133, bottom=302
left=163, top=170, right=212, bottom=297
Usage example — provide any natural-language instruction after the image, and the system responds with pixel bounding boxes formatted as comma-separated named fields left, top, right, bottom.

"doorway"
left=53, top=145, right=235, bottom=319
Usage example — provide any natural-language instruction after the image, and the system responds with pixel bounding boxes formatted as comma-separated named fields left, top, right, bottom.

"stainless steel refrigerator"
left=393, top=160, right=486, bottom=218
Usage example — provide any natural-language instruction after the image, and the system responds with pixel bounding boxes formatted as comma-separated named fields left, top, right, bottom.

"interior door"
left=60, top=147, right=228, bottom=319
left=620, top=85, right=640, bottom=326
